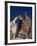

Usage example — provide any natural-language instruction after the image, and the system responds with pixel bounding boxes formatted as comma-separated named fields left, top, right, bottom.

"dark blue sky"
left=10, top=6, right=32, bottom=21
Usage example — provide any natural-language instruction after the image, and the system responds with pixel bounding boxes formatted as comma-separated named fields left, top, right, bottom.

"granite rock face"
left=18, top=15, right=32, bottom=39
left=10, top=14, right=32, bottom=40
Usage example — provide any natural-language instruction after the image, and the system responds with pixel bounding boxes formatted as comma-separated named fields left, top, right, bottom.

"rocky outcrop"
left=10, top=14, right=32, bottom=40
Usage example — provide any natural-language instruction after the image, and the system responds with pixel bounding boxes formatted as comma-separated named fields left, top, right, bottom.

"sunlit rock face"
left=10, top=14, right=32, bottom=40
left=10, top=20, right=17, bottom=39
left=10, top=15, right=23, bottom=40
